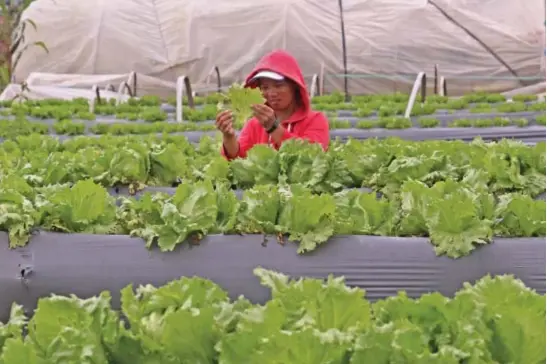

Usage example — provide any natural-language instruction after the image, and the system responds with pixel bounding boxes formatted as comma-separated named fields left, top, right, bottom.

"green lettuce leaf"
left=277, top=185, right=336, bottom=253
left=494, top=193, right=546, bottom=237
left=135, top=181, right=218, bottom=251
left=236, top=185, right=280, bottom=234
left=230, top=145, right=280, bottom=188
left=36, top=179, right=120, bottom=235
left=224, top=83, right=264, bottom=126
left=456, top=275, right=546, bottom=364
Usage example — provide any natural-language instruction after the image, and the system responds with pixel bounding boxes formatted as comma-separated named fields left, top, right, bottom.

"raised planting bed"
left=0, top=112, right=544, bottom=141
left=0, top=232, right=544, bottom=323
left=0, top=136, right=544, bottom=197
left=329, top=111, right=545, bottom=128
left=0, top=91, right=543, bottom=117
left=329, top=126, right=546, bottom=143
left=0, top=264, right=543, bottom=363
left=7, top=105, right=542, bottom=125
left=0, top=92, right=544, bottom=139
left=1, top=126, right=545, bottom=144
left=1, top=178, right=544, bottom=257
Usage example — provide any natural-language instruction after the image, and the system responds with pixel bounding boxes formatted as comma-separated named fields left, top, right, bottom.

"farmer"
left=217, top=50, right=330, bottom=159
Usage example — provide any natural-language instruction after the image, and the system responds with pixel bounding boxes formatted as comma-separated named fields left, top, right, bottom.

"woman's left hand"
left=251, top=104, right=276, bottom=129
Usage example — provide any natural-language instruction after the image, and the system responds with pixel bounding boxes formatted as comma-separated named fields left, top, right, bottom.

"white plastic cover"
left=0, top=83, right=131, bottom=103
left=24, top=72, right=177, bottom=98
left=13, top=0, right=546, bottom=96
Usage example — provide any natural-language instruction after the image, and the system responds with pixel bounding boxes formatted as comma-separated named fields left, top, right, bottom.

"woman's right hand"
left=216, top=110, right=235, bottom=137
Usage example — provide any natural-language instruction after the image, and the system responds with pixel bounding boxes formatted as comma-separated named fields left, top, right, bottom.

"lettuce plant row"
left=0, top=114, right=545, bottom=139
left=0, top=92, right=544, bottom=124
left=0, top=135, right=544, bottom=198
left=0, top=268, right=544, bottom=363
left=2, top=174, right=545, bottom=258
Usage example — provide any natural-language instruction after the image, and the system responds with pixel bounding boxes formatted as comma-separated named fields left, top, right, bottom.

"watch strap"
left=266, top=118, right=280, bottom=134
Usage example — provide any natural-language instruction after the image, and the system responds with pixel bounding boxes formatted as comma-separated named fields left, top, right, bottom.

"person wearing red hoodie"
left=217, top=50, right=330, bottom=160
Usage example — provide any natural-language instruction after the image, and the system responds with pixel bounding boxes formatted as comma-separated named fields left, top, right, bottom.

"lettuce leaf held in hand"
left=220, top=83, right=265, bottom=127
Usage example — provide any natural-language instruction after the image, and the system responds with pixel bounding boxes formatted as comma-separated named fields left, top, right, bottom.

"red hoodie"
left=221, top=50, right=330, bottom=159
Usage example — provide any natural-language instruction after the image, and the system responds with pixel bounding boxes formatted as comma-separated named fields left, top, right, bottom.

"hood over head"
left=245, top=50, right=311, bottom=116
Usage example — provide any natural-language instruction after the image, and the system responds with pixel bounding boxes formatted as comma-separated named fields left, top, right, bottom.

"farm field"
left=0, top=91, right=544, bottom=351
left=1, top=0, right=545, bottom=359
left=0, top=90, right=544, bottom=259
left=0, top=133, right=545, bottom=257
left=0, top=88, right=545, bottom=257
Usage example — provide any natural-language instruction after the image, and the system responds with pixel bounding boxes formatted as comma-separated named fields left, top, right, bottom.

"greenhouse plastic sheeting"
left=0, top=232, right=544, bottom=321
left=15, top=0, right=544, bottom=95
left=0, top=84, right=132, bottom=103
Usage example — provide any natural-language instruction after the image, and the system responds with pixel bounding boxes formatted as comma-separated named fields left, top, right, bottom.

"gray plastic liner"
left=161, top=104, right=176, bottom=113
left=5, top=110, right=545, bottom=129
left=332, top=109, right=543, bottom=120
left=146, top=110, right=544, bottom=128
left=0, top=232, right=544, bottom=321
left=346, top=111, right=543, bottom=127
left=329, top=126, right=546, bottom=143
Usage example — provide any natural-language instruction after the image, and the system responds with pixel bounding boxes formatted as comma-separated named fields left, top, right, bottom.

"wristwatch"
left=266, top=118, right=280, bottom=134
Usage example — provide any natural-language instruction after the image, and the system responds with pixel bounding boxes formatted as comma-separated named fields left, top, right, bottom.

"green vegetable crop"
left=0, top=176, right=544, bottom=257
left=218, top=83, right=264, bottom=125
left=0, top=270, right=543, bottom=363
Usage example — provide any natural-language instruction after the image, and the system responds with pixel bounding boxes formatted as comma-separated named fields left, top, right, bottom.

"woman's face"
left=258, top=78, right=296, bottom=111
